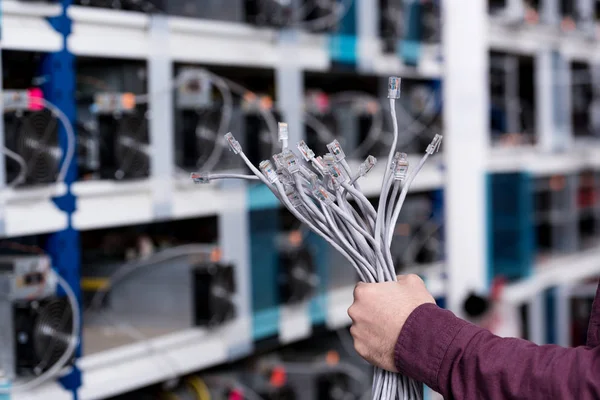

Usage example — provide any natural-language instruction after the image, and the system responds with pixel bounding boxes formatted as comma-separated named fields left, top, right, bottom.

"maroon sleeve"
left=395, top=303, right=600, bottom=400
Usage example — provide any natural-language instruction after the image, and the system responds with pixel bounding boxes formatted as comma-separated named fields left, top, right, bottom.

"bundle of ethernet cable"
left=191, top=77, right=442, bottom=400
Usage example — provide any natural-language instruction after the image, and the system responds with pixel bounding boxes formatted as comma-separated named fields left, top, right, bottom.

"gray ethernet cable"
left=192, top=76, right=442, bottom=400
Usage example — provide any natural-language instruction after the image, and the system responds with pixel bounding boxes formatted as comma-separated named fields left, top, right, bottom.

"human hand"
left=348, top=274, right=435, bottom=372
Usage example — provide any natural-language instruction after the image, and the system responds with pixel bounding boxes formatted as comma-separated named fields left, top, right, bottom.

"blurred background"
left=0, top=0, right=599, bottom=399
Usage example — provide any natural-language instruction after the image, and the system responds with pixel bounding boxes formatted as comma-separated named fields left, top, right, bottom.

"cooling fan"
left=0, top=255, right=78, bottom=381
left=14, top=297, right=75, bottom=376
left=4, top=106, right=63, bottom=187
left=114, top=110, right=151, bottom=180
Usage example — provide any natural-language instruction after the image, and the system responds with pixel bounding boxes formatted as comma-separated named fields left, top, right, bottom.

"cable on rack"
left=191, top=76, right=443, bottom=400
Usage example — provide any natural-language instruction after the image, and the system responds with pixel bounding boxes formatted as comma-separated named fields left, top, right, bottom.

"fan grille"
left=33, top=298, right=74, bottom=373
left=9, top=109, right=62, bottom=185
left=115, top=112, right=150, bottom=179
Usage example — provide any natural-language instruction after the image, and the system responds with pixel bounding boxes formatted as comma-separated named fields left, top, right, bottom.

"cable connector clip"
left=297, top=140, right=315, bottom=161
left=281, top=150, right=300, bottom=173
left=190, top=172, right=211, bottom=184
left=326, top=139, right=346, bottom=161
left=392, top=152, right=409, bottom=181
left=426, top=134, right=443, bottom=155
left=312, top=185, right=333, bottom=205
left=278, top=122, right=289, bottom=143
left=286, top=186, right=302, bottom=208
left=312, top=156, right=328, bottom=176
left=328, top=164, right=348, bottom=188
left=388, top=77, right=402, bottom=99
left=358, top=155, right=377, bottom=177
left=259, top=160, right=279, bottom=183
left=224, top=132, right=242, bottom=154
left=300, top=165, right=319, bottom=187
left=322, top=153, right=336, bottom=167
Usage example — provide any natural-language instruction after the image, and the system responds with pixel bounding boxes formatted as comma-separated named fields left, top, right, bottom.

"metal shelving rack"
left=3, top=1, right=600, bottom=399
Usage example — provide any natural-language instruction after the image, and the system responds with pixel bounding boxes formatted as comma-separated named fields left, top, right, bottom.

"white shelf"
left=502, top=246, right=600, bottom=305
left=488, top=147, right=600, bottom=175
left=67, top=6, right=330, bottom=70
left=77, top=326, right=230, bottom=400
left=68, top=6, right=151, bottom=59
left=489, top=20, right=600, bottom=62
left=1, top=184, right=68, bottom=238
left=72, top=179, right=155, bottom=230
left=369, top=42, right=443, bottom=79
left=72, top=178, right=247, bottom=231
left=1, top=0, right=63, bottom=52
left=11, top=382, right=70, bottom=400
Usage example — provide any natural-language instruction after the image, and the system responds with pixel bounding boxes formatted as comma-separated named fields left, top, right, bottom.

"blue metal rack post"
left=42, top=0, right=82, bottom=397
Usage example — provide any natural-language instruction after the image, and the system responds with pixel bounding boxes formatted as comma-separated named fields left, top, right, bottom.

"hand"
left=348, top=274, right=435, bottom=372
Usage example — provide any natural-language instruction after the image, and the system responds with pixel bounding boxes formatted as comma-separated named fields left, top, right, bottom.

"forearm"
left=395, top=304, right=600, bottom=400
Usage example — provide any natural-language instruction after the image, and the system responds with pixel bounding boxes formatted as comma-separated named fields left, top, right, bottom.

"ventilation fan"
left=14, top=297, right=74, bottom=376
left=0, top=255, right=76, bottom=380
left=114, top=111, right=150, bottom=180
left=3, top=91, right=65, bottom=187
left=380, top=0, right=405, bottom=54
left=245, top=0, right=295, bottom=28
left=175, top=69, right=243, bottom=173
left=278, top=232, right=319, bottom=305
left=91, top=93, right=151, bottom=181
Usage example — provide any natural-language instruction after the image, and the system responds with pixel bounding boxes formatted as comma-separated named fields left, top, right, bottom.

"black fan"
left=193, top=263, right=237, bottom=327
left=4, top=109, right=62, bottom=186
left=14, top=297, right=75, bottom=376
left=114, top=111, right=150, bottom=180
left=279, top=245, right=318, bottom=304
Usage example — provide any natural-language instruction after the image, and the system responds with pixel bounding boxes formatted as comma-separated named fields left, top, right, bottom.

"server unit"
left=174, top=68, right=244, bottom=173
left=379, top=0, right=405, bottom=54
left=0, top=256, right=76, bottom=381
left=577, top=170, right=600, bottom=249
left=241, top=95, right=281, bottom=167
left=304, top=91, right=363, bottom=159
left=396, top=79, right=442, bottom=154
left=245, top=0, right=297, bottom=28
left=3, top=89, right=62, bottom=187
left=77, top=61, right=150, bottom=181
left=534, top=174, right=579, bottom=258
left=390, top=193, right=442, bottom=273
left=560, top=0, right=596, bottom=37
left=84, top=253, right=236, bottom=334
left=490, top=52, right=536, bottom=147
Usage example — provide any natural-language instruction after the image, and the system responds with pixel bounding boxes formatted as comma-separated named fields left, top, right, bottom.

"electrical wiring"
left=194, top=76, right=442, bottom=400
left=1, top=147, right=28, bottom=188
left=1, top=270, right=80, bottom=393
left=187, top=376, right=211, bottom=400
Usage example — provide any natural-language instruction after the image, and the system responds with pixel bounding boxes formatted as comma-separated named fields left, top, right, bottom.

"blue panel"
left=42, top=2, right=81, bottom=396
left=487, top=173, right=535, bottom=283
left=249, top=209, right=280, bottom=340
left=307, top=232, right=328, bottom=325
left=328, top=0, right=357, bottom=64
left=328, top=34, right=357, bottom=65
left=401, top=0, right=422, bottom=66
left=545, top=288, right=557, bottom=344
left=253, top=307, right=280, bottom=341
left=248, top=184, right=279, bottom=211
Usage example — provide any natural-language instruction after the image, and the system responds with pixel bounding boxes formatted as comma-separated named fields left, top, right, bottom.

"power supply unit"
left=174, top=68, right=245, bottom=173
left=0, top=255, right=76, bottom=381
left=77, top=61, right=150, bottom=181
